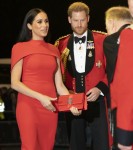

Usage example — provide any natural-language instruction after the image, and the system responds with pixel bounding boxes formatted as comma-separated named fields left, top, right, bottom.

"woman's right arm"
left=11, top=59, right=56, bottom=112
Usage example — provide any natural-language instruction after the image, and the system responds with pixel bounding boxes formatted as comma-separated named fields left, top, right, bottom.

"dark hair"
left=17, top=8, right=50, bottom=42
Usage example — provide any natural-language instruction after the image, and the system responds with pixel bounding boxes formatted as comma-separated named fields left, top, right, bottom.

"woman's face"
left=27, top=12, right=49, bottom=40
left=128, top=0, right=133, bottom=17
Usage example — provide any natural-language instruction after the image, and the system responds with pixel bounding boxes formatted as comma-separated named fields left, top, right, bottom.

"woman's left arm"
left=55, top=59, right=82, bottom=115
left=55, top=59, right=69, bottom=95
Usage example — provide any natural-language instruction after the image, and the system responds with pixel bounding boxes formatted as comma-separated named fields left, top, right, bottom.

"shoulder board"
left=92, top=30, right=107, bottom=35
left=55, top=34, right=70, bottom=46
left=56, top=34, right=70, bottom=41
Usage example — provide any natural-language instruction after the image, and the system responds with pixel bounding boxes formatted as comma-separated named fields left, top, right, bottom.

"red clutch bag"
left=54, top=93, right=87, bottom=112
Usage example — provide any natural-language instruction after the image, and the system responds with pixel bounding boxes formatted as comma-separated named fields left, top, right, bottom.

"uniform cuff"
left=96, top=81, right=109, bottom=95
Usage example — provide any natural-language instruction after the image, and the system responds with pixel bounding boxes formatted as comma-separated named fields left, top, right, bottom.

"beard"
left=71, top=26, right=88, bottom=36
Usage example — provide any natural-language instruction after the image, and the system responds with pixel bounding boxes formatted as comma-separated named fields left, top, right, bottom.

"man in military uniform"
left=104, top=6, right=133, bottom=150
left=55, top=2, right=111, bottom=150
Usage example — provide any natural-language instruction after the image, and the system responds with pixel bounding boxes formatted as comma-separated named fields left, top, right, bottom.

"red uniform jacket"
left=55, top=30, right=113, bottom=147
left=55, top=30, right=108, bottom=95
left=110, top=29, right=133, bottom=131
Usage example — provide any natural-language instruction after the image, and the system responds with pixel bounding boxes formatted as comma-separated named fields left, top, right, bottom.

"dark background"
left=0, top=0, right=128, bottom=58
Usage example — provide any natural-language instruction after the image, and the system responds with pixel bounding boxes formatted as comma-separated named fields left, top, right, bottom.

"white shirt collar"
left=73, top=31, right=87, bottom=38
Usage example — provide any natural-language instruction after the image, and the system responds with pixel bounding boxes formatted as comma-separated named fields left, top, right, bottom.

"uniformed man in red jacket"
left=104, top=6, right=133, bottom=150
left=55, top=2, right=111, bottom=150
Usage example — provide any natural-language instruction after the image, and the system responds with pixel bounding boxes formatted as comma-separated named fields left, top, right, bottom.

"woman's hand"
left=38, top=94, right=57, bottom=112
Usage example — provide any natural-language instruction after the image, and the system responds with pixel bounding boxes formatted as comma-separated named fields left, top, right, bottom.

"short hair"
left=105, top=6, right=133, bottom=23
left=67, top=2, right=90, bottom=17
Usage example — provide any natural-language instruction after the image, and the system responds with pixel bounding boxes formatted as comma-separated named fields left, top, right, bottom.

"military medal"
left=88, top=51, right=92, bottom=57
left=96, top=60, right=102, bottom=68
left=87, top=41, right=94, bottom=49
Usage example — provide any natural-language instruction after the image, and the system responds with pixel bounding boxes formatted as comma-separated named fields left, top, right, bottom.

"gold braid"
left=54, top=40, right=59, bottom=47
left=61, top=48, right=70, bottom=82
left=54, top=36, right=70, bottom=82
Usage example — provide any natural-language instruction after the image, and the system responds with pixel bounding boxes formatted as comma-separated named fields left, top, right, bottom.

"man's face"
left=128, top=0, right=133, bottom=17
left=68, top=11, right=89, bottom=36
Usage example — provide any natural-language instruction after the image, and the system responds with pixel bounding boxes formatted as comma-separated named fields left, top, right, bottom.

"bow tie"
left=74, top=36, right=86, bottom=44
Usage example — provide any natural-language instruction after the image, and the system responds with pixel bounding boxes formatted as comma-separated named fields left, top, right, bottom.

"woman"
left=11, top=8, right=69, bottom=150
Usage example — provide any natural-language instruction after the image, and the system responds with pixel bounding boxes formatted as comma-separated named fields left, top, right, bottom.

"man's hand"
left=86, top=87, right=101, bottom=102
left=70, top=106, right=82, bottom=116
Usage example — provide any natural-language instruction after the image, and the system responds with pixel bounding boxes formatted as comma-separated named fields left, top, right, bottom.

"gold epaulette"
left=57, top=34, right=70, bottom=41
left=92, top=30, right=107, bottom=35
left=55, top=34, right=70, bottom=47
left=54, top=34, right=70, bottom=46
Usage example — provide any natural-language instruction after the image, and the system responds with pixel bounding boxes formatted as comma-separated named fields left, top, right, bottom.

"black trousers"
left=65, top=96, right=109, bottom=150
